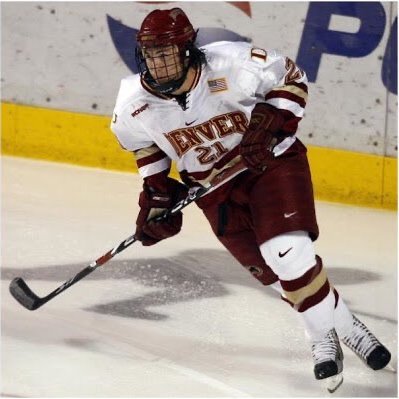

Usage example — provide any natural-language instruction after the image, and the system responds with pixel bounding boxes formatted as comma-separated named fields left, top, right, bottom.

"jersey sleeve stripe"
left=138, top=157, right=171, bottom=178
left=264, top=97, right=305, bottom=118
left=288, top=81, right=308, bottom=93
left=135, top=149, right=169, bottom=168
left=273, top=136, right=297, bottom=157
left=134, top=144, right=160, bottom=160
left=265, top=88, right=307, bottom=107
left=283, top=83, right=308, bottom=98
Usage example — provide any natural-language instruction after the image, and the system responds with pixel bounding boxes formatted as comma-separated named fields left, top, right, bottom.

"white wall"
left=1, top=1, right=397, bottom=156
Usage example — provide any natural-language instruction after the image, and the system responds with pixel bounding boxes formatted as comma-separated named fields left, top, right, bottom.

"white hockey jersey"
left=110, top=41, right=308, bottom=187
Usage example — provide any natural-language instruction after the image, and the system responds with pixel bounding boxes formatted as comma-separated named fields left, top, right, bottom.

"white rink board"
left=1, top=1, right=397, bottom=156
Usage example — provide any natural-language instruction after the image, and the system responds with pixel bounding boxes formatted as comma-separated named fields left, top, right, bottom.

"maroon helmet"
left=137, top=8, right=196, bottom=49
left=135, top=8, right=205, bottom=96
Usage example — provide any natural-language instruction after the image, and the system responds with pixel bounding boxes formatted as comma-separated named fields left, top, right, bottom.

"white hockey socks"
left=270, top=281, right=354, bottom=340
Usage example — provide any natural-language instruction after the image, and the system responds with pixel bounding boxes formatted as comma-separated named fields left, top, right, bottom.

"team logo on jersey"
left=131, top=103, right=149, bottom=117
left=185, top=119, right=198, bottom=126
left=207, top=78, right=228, bottom=93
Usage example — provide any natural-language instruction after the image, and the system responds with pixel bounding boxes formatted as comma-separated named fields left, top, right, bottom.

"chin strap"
left=146, top=71, right=188, bottom=95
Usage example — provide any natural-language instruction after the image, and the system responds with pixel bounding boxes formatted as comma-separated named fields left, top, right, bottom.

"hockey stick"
left=9, top=162, right=247, bottom=311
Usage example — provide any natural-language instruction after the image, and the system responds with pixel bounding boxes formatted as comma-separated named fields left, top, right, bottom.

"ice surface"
left=1, top=156, right=397, bottom=397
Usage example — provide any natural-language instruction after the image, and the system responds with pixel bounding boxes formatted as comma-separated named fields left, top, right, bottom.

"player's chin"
left=155, top=76, right=171, bottom=84
left=155, top=74, right=181, bottom=85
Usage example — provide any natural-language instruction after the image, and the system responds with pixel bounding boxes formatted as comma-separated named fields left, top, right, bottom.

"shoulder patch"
left=207, top=77, right=228, bottom=93
left=251, top=48, right=267, bottom=63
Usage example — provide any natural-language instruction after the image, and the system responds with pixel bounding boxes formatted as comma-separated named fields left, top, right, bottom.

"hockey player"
left=110, top=8, right=391, bottom=392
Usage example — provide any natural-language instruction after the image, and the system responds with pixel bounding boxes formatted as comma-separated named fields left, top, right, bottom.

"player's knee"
left=259, top=231, right=316, bottom=280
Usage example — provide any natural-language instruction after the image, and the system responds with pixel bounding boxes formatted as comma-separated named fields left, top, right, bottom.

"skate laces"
left=343, top=316, right=380, bottom=359
left=312, top=329, right=340, bottom=363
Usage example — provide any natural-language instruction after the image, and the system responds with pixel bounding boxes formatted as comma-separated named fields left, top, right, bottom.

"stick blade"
left=9, top=277, right=41, bottom=310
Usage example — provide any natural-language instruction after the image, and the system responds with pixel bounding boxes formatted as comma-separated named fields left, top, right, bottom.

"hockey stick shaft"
left=10, top=162, right=246, bottom=310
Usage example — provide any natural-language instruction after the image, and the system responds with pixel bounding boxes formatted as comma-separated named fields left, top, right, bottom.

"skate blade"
left=325, top=373, right=343, bottom=393
left=384, top=363, right=397, bottom=373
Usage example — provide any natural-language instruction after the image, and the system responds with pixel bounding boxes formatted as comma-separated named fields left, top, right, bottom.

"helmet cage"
left=135, top=41, right=195, bottom=95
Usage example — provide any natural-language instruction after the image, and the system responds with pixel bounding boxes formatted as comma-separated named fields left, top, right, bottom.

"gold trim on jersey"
left=134, top=145, right=160, bottom=160
left=269, top=85, right=308, bottom=101
left=189, top=64, right=202, bottom=92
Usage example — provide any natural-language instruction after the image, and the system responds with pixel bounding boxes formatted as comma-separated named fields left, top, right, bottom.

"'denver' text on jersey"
left=165, top=110, right=248, bottom=158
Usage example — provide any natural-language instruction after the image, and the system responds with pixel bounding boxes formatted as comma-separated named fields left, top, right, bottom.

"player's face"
left=142, top=45, right=184, bottom=84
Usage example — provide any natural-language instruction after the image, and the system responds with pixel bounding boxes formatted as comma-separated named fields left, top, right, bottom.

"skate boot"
left=343, top=315, right=391, bottom=370
left=312, top=328, right=344, bottom=393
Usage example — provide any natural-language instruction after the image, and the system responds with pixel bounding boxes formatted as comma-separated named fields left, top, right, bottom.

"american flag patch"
left=207, top=77, right=228, bottom=93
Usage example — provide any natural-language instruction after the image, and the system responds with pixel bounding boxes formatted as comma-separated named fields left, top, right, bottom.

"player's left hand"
left=135, top=177, right=188, bottom=246
left=240, top=103, right=285, bottom=172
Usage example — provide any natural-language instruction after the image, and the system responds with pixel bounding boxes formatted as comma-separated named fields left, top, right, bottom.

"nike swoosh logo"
left=284, top=211, right=297, bottom=218
left=185, top=119, right=197, bottom=126
left=278, top=247, right=293, bottom=258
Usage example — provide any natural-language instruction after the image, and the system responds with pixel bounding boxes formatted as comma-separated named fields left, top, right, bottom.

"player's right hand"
left=135, top=177, right=188, bottom=246
left=240, top=103, right=286, bottom=173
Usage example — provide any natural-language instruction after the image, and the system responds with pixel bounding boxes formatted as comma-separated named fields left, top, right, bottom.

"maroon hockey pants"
left=196, top=139, right=319, bottom=286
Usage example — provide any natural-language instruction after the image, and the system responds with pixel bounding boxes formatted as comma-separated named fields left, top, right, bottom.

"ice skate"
left=312, top=328, right=343, bottom=393
left=343, top=315, right=391, bottom=370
